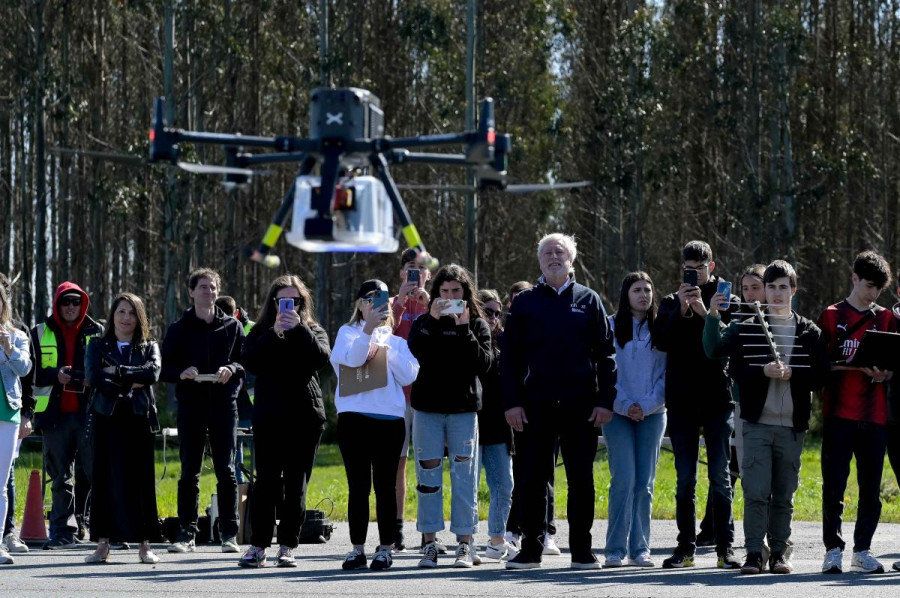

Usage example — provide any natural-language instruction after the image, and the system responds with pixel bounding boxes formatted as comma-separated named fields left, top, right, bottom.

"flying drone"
left=147, top=87, right=588, bottom=268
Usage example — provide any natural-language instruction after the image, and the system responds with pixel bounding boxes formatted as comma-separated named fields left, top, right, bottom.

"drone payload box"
left=285, top=175, right=399, bottom=253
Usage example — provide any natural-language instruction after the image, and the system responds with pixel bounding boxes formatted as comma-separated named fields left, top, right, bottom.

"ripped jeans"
left=412, top=409, right=479, bottom=536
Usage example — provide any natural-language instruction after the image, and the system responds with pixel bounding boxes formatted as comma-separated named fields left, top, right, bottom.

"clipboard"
left=845, top=330, right=900, bottom=371
left=339, top=346, right=388, bottom=397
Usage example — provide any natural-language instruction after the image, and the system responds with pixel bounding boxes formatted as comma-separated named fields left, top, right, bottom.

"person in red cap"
left=23, top=282, right=103, bottom=548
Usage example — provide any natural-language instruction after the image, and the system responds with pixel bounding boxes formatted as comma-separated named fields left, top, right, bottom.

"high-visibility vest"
left=33, top=323, right=98, bottom=413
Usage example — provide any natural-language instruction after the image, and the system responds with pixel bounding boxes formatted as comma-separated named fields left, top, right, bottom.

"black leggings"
left=337, top=412, right=406, bottom=547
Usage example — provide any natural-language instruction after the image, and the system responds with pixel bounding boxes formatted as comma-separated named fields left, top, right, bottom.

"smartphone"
left=407, top=268, right=420, bottom=285
left=441, top=299, right=466, bottom=315
left=717, top=280, right=732, bottom=310
left=278, top=297, right=295, bottom=313
left=683, top=269, right=698, bottom=288
left=372, top=290, right=389, bottom=319
left=193, top=373, right=220, bottom=382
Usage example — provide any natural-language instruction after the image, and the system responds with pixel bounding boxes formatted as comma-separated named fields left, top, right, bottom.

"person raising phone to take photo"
left=407, top=264, right=492, bottom=569
left=332, top=280, right=420, bottom=571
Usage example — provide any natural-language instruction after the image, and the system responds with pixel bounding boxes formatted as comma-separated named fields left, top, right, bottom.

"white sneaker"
left=504, top=531, right=520, bottom=550
left=0, top=546, right=13, bottom=565
left=850, top=549, right=885, bottom=573
left=604, top=554, right=624, bottom=568
left=542, top=534, right=562, bottom=556
left=485, top=540, right=517, bottom=561
left=3, top=533, right=28, bottom=553
left=822, top=547, right=843, bottom=573
left=627, top=553, right=655, bottom=567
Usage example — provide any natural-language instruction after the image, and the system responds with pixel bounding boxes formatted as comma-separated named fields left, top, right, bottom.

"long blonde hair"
left=347, top=298, right=395, bottom=329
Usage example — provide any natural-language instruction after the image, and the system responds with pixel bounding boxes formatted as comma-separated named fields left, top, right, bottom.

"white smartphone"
left=440, top=299, right=466, bottom=315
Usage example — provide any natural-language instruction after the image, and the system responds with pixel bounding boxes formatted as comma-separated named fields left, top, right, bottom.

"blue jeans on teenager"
left=668, top=405, right=735, bottom=553
left=478, top=443, right=513, bottom=537
left=602, top=412, right=666, bottom=559
left=413, top=410, right=478, bottom=536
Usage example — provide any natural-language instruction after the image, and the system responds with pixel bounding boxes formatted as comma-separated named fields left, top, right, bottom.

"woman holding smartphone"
left=0, top=279, right=31, bottom=565
left=602, top=272, right=666, bottom=568
left=331, top=280, right=420, bottom=571
left=84, top=293, right=162, bottom=564
left=407, top=264, right=492, bottom=568
left=238, top=275, right=331, bottom=568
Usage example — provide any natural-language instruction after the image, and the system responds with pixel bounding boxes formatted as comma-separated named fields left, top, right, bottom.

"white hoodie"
left=330, top=322, right=419, bottom=418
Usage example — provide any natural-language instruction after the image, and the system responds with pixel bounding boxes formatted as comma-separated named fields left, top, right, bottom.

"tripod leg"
left=248, top=155, right=317, bottom=266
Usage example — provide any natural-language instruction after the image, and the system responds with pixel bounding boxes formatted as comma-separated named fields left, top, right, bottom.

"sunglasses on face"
left=59, top=297, right=82, bottom=307
left=483, top=308, right=502, bottom=319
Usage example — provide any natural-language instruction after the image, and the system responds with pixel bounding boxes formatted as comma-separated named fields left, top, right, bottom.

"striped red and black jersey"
left=817, top=300, right=896, bottom=425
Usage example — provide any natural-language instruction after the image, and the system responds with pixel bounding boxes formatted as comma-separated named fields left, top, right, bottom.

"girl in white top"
left=330, top=279, right=419, bottom=572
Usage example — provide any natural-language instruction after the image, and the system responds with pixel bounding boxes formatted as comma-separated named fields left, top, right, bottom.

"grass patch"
left=11, top=437, right=900, bottom=524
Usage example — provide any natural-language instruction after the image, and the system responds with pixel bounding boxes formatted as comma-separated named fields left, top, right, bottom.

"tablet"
left=846, top=330, right=900, bottom=371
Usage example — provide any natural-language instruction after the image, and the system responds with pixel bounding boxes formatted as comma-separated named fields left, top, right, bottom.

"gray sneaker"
left=418, top=541, right=439, bottom=568
left=0, top=546, right=13, bottom=565
left=168, top=535, right=196, bottom=554
left=275, top=545, right=296, bottom=568
left=850, top=550, right=884, bottom=573
left=822, top=547, right=842, bottom=574
left=454, top=542, right=474, bottom=568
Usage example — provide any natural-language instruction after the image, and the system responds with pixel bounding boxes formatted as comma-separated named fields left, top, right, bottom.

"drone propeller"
left=49, top=146, right=146, bottom=167
left=176, top=162, right=256, bottom=177
left=396, top=180, right=592, bottom=194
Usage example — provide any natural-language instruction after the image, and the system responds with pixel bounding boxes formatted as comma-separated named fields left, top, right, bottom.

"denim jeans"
left=602, top=412, right=666, bottom=559
left=478, top=442, right=513, bottom=537
left=412, top=410, right=478, bottom=536
left=668, top=405, right=735, bottom=552
left=821, top=416, right=887, bottom=552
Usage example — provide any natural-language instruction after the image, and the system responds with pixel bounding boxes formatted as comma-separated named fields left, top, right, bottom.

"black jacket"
left=85, top=337, right=162, bottom=432
left=160, top=307, right=245, bottom=405
left=711, top=313, right=828, bottom=431
left=478, top=342, right=513, bottom=449
left=408, top=313, right=492, bottom=414
left=653, top=275, right=734, bottom=412
left=240, top=320, right=331, bottom=424
left=500, top=279, right=616, bottom=411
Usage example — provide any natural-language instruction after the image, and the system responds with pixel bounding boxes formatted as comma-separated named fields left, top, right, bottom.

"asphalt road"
left=3, top=519, right=900, bottom=597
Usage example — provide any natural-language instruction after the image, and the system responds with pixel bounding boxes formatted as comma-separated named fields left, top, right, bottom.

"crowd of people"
left=0, top=233, right=899, bottom=578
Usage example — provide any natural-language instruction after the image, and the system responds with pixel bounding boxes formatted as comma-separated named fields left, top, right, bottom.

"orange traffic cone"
left=20, top=470, right=48, bottom=541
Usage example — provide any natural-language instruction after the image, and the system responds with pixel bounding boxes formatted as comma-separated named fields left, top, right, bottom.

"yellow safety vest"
left=33, top=323, right=98, bottom=413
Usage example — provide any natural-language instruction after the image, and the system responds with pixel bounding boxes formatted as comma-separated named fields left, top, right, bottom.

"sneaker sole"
left=454, top=560, right=474, bottom=568
left=740, top=567, right=762, bottom=575
left=238, top=560, right=265, bottom=568
left=222, top=546, right=241, bottom=553
left=662, top=559, right=695, bottom=569
left=850, top=565, right=884, bottom=573
left=542, top=548, right=562, bottom=556
left=770, top=566, right=792, bottom=574
left=276, top=560, right=297, bottom=568
left=604, top=562, right=624, bottom=568
left=417, top=560, right=438, bottom=568
left=822, top=566, right=842, bottom=574
left=718, top=561, right=741, bottom=569
left=370, top=562, right=392, bottom=571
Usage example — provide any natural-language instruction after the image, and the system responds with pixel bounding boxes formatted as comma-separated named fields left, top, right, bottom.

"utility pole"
left=162, top=0, right=178, bottom=326
left=316, top=0, right=330, bottom=328
left=465, top=0, right=477, bottom=280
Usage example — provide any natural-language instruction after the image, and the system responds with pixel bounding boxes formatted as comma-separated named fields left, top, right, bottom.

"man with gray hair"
left=501, top=233, right=617, bottom=570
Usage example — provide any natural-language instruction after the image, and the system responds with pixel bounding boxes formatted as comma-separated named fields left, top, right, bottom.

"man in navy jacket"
left=502, top=233, right=616, bottom=570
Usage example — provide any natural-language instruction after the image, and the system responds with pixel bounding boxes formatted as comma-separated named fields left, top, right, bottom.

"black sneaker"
left=43, top=537, right=78, bottom=550
left=662, top=547, right=695, bottom=569
left=506, top=549, right=542, bottom=570
left=717, top=547, right=741, bottom=569
left=696, top=531, right=716, bottom=548
left=769, top=552, right=792, bottom=574
left=741, top=552, right=764, bottom=575
left=342, top=548, right=367, bottom=570
left=370, top=547, right=393, bottom=571
left=75, top=516, right=88, bottom=541
left=571, top=551, right=602, bottom=570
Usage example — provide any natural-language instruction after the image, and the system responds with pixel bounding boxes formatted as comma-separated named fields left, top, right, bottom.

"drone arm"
left=248, top=155, right=318, bottom=267
left=387, top=151, right=470, bottom=166
left=380, top=133, right=470, bottom=151
left=241, top=152, right=318, bottom=166
left=370, top=152, right=430, bottom=260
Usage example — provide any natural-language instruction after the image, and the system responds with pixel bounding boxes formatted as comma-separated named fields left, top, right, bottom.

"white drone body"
left=285, top=175, right=399, bottom=253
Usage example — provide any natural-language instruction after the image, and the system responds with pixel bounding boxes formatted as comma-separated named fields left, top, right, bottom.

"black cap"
left=357, top=279, right=388, bottom=299
left=400, top=247, right=420, bottom=268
